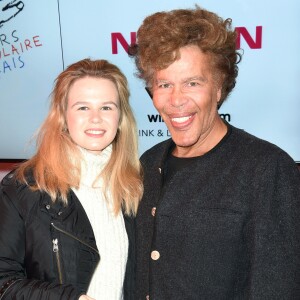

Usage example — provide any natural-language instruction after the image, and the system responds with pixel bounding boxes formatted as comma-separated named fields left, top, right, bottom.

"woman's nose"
left=90, top=110, right=102, bottom=124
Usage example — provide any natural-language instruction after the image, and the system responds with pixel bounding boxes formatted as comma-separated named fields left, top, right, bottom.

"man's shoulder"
left=231, top=125, right=283, bottom=152
left=230, top=125, right=297, bottom=167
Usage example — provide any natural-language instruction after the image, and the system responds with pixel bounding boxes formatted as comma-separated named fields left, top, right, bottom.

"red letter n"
left=111, top=32, right=136, bottom=54
left=235, top=26, right=262, bottom=49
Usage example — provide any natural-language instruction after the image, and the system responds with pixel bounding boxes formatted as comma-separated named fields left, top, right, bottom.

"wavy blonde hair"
left=16, top=58, right=143, bottom=216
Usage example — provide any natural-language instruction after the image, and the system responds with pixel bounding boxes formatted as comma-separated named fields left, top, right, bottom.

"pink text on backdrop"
left=111, top=26, right=263, bottom=54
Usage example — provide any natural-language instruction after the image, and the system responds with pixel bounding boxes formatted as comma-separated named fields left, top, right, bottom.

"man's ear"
left=217, top=87, right=222, bottom=105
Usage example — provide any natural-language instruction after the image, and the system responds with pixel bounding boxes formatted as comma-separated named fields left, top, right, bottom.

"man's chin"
left=171, top=137, right=196, bottom=148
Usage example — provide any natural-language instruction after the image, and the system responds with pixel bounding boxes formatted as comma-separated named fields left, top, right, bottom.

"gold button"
left=151, top=250, right=160, bottom=260
left=151, top=207, right=156, bottom=217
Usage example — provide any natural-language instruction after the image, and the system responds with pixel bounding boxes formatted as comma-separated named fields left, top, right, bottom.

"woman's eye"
left=101, top=106, right=112, bottom=111
left=78, top=106, right=89, bottom=111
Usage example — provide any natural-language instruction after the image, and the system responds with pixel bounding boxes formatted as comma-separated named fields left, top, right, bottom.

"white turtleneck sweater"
left=72, top=146, right=128, bottom=300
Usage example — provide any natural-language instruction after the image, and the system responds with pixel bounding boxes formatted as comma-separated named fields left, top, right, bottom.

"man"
left=129, top=6, right=300, bottom=300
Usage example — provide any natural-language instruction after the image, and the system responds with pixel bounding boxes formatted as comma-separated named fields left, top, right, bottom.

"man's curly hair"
left=129, top=6, right=242, bottom=107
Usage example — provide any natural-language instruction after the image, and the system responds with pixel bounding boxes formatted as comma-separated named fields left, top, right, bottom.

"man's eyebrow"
left=182, top=76, right=207, bottom=83
left=155, top=76, right=207, bottom=83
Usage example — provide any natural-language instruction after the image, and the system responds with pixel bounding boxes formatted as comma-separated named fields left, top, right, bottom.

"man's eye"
left=188, top=81, right=199, bottom=87
left=158, top=83, right=170, bottom=89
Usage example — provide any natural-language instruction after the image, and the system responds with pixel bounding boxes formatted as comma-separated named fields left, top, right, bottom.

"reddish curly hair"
left=129, top=6, right=242, bottom=107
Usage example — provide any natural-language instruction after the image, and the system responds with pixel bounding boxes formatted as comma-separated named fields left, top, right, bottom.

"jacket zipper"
left=51, top=223, right=99, bottom=254
left=52, top=238, right=63, bottom=284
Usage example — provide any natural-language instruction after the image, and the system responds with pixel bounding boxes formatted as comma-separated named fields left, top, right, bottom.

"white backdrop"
left=1, top=0, right=299, bottom=162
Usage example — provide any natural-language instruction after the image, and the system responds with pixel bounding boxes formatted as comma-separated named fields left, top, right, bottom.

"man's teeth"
left=171, top=115, right=192, bottom=123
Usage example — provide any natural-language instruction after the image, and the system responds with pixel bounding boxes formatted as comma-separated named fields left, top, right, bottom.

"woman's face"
left=66, top=77, right=120, bottom=154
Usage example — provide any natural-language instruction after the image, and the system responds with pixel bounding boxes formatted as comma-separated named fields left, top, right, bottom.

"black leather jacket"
left=0, top=172, right=135, bottom=300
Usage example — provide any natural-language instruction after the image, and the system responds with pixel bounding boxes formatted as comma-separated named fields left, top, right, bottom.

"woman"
left=0, top=59, right=143, bottom=299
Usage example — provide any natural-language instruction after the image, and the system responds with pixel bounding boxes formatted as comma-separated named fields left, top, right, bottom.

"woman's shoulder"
left=1, top=169, right=34, bottom=194
left=0, top=170, right=41, bottom=215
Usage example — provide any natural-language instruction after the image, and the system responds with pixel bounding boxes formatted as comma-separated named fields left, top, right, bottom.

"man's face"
left=152, top=45, right=224, bottom=157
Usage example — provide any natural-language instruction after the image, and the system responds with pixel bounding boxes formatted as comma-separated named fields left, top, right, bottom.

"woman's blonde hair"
left=15, top=58, right=143, bottom=216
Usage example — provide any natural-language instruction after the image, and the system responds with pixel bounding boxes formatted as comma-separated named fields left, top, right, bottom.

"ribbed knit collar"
left=78, top=145, right=112, bottom=187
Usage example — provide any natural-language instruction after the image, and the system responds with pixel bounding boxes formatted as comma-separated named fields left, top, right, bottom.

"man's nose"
left=170, top=86, right=187, bottom=108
